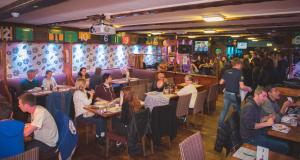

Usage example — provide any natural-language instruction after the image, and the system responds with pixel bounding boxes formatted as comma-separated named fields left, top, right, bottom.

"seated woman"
left=41, top=70, right=57, bottom=90
left=113, top=86, right=143, bottom=136
left=73, top=79, right=105, bottom=143
left=95, top=73, right=116, bottom=101
left=151, top=72, right=168, bottom=92
left=78, top=67, right=90, bottom=80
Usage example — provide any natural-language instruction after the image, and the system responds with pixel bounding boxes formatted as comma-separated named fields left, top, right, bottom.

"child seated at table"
left=0, top=102, right=24, bottom=159
left=41, top=70, right=57, bottom=90
left=73, top=78, right=106, bottom=144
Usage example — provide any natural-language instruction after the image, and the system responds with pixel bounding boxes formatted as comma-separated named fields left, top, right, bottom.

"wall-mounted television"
left=178, top=45, right=192, bottom=54
left=237, top=42, right=247, bottom=49
left=194, top=41, right=208, bottom=52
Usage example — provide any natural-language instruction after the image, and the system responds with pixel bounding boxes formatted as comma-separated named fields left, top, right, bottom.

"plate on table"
left=272, top=124, right=289, bottom=130
left=95, top=100, right=108, bottom=105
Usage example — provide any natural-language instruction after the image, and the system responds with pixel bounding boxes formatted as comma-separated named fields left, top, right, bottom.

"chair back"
left=4, top=147, right=39, bottom=160
left=176, top=94, right=192, bottom=118
left=129, top=80, right=139, bottom=86
left=166, top=77, right=174, bottom=84
left=54, top=111, right=78, bottom=160
left=207, top=83, right=218, bottom=102
left=146, top=82, right=152, bottom=92
left=131, top=84, right=147, bottom=100
left=179, top=132, right=205, bottom=160
left=132, top=108, right=151, bottom=139
left=193, top=90, right=208, bottom=114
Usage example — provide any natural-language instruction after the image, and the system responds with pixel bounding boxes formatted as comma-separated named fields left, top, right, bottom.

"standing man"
left=218, top=58, right=252, bottom=125
left=240, top=86, right=289, bottom=154
left=19, top=93, right=58, bottom=159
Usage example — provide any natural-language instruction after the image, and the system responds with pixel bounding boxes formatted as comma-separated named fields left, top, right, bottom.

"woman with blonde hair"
left=73, top=78, right=106, bottom=144
left=151, top=72, right=168, bottom=92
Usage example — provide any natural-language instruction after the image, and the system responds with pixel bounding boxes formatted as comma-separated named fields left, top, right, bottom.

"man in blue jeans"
left=219, top=58, right=252, bottom=125
left=240, top=86, right=289, bottom=154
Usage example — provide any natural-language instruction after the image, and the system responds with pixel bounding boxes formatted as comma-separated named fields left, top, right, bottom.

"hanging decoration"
left=122, top=35, right=130, bottom=45
left=78, top=32, right=91, bottom=42
left=0, top=26, right=13, bottom=41
left=64, top=31, right=78, bottom=43
left=49, top=29, right=64, bottom=42
left=16, top=27, right=33, bottom=41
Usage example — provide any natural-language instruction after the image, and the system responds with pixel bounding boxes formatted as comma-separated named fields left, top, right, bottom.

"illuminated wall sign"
left=78, top=32, right=91, bottom=42
left=152, top=37, right=159, bottom=45
left=0, top=26, right=13, bottom=41
left=16, top=27, right=33, bottom=41
left=49, top=29, right=64, bottom=42
left=64, top=31, right=78, bottom=43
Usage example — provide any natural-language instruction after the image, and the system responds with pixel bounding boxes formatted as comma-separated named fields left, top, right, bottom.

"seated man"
left=240, top=86, right=289, bottom=154
left=261, top=85, right=294, bottom=123
left=0, top=102, right=24, bottom=159
left=19, top=93, right=58, bottom=159
left=95, top=73, right=116, bottom=101
left=20, top=69, right=39, bottom=94
left=177, top=75, right=198, bottom=109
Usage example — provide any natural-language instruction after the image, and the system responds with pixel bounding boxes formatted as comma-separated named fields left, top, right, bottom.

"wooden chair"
left=179, top=132, right=205, bottom=160
left=4, top=147, right=39, bottom=160
left=131, top=84, right=147, bottom=100
left=176, top=94, right=192, bottom=128
left=176, top=94, right=192, bottom=118
left=189, top=90, right=207, bottom=127
left=106, top=109, right=153, bottom=157
left=206, top=83, right=219, bottom=114
left=193, top=90, right=208, bottom=115
left=128, top=80, right=139, bottom=86
left=75, top=119, right=95, bottom=144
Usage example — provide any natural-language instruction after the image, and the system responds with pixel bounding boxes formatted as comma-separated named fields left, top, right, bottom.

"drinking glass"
left=291, top=119, right=297, bottom=127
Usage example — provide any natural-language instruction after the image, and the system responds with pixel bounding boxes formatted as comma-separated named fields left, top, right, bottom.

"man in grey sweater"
left=261, top=85, right=294, bottom=123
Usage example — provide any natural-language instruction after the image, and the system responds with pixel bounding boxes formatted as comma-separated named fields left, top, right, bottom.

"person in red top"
left=95, top=73, right=116, bottom=101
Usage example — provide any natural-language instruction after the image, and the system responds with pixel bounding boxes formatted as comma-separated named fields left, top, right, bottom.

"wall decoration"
left=152, top=36, right=159, bottom=45
left=72, top=44, right=129, bottom=73
left=49, top=29, right=64, bottom=42
left=34, top=27, right=49, bottom=42
left=78, top=32, right=91, bottom=42
left=16, top=27, right=33, bottom=41
left=122, top=36, right=130, bottom=45
left=100, top=35, right=110, bottom=44
left=64, top=31, right=78, bottom=43
left=0, top=26, right=13, bottom=41
left=6, top=43, right=64, bottom=79
left=111, top=35, right=122, bottom=44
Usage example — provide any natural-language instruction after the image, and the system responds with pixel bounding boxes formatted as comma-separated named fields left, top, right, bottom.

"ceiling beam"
left=116, top=12, right=300, bottom=29
left=44, top=0, right=282, bottom=26
left=119, top=21, right=300, bottom=32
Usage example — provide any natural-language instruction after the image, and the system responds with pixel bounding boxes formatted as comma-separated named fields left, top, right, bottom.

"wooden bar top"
left=267, top=125, right=300, bottom=143
left=276, top=87, right=300, bottom=97
left=230, top=143, right=296, bottom=160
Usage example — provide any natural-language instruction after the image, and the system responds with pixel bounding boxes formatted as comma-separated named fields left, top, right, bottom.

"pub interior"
left=1, top=0, right=300, bottom=160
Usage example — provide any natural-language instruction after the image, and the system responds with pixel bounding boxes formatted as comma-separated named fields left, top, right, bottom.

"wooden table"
left=84, top=105, right=121, bottom=131
left=276, top=87, right=300, bottom=97
left=177, top=83, right=204, bottom=91
left=28, top=85, right=75, bottom=96
left=267, top=124, right=300, bottom=143
left=230, top=143, right=296, bottom=160
left=111, top=78, right=140, bottom=85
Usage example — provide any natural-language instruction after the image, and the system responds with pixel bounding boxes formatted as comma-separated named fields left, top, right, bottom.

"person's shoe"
left=96, top=137, right=106, bottom=145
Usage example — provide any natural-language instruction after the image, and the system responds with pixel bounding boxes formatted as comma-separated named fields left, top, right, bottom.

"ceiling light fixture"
left=188, top=36, right=196, bottom=39
left=11, top=12, right=20, bottom=18
left=203, top=30, right=216, bottom=34
left=151, top=32, right=163, bottom=35
left=231, top=35, right=240, bottom=38
left=247, top=37, right=256, bottom=40
left=202, top=15, right=224, bottom=22
left=252, top=39, right=258, bottom=42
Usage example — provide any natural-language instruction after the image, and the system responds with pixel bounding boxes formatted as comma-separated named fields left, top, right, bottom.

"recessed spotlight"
left=202, top=15, right=224, bottom=22
left=33, top=5, right=39, bottom=8
left=247, top=37, right=256, bottom=40
left=231, top=35, right=240, bottom=38
left=203, top=30, right=216, bottom=34
left=252, top=39, right=258, bottom=42
left=188, top=36, right=196, bottom=39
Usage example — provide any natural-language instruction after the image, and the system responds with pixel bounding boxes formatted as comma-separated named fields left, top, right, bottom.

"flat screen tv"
left=237, top=42, right=247, bottom=49
left=194, top=41, right=208, bottom=52
left=178, top=45, right=192, bottom=54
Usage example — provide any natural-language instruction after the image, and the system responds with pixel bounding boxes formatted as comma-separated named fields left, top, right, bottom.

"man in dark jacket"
left=240, top=86, right=289, bottom=154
